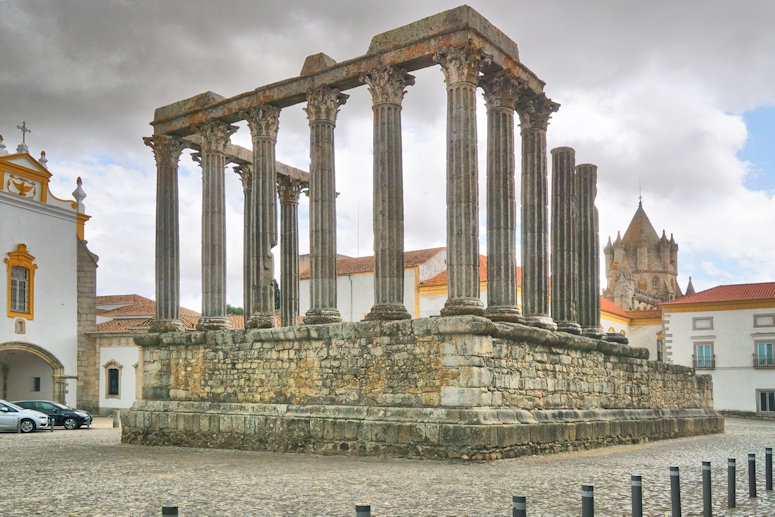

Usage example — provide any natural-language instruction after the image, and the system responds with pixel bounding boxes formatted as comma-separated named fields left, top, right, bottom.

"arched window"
left=5, top=244, right=37, bottom=320
left=103, top=360, right=123, bottom=399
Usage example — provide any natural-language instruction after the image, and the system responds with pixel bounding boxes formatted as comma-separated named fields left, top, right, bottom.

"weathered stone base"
left=122, top=402, right=722, bottom=460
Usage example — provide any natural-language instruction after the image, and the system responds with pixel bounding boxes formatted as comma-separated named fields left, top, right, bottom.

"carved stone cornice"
left=480, top=70, right=522, bottom=111
left=516, top=92, right=560, bottom=131
left=434, top=44, right=491, bottom=85
left=360, top=66, right=415, bottom=105
left=244, top=105, right=281, bottom=141
left=277, top=175, right=305, bottom=204
left=195, top=120, right=238, bottom=153
left=304, top=87, right=349, bottom=124
left=143, top=135, right=186, bottom=168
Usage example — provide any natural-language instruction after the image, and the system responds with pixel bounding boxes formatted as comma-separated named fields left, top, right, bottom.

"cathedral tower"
left=603, top=201, right=682, bottom=310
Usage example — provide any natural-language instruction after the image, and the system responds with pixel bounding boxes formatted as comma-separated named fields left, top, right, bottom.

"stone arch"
left=0, top=341, right=67, bottom=403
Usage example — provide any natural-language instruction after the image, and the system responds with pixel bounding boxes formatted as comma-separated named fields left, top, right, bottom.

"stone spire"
left=686, top=276, right=696, bottom=296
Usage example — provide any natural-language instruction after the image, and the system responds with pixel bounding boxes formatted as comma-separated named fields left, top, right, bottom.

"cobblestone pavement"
left=1, top=417, right=774, bottom=516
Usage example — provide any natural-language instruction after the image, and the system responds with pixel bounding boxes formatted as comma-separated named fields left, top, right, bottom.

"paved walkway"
left=1, top=417, right=774, bottom=516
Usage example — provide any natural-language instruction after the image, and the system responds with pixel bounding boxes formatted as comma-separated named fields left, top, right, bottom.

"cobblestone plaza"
left=1, top=417, right=773, bottom=516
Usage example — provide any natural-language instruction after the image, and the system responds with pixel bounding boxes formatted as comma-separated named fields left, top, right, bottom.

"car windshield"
left=3, top=401, right=24, bottom=411
left=52, top=402, right=70, bottom=410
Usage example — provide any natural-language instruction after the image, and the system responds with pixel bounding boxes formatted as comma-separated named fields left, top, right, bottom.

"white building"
left=661, top=282, right=775, bottom=415
left=0, top=134, right=98, bottom=410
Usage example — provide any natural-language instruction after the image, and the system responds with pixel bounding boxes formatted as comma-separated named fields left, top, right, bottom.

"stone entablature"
left=124, top=318, right=720, bottom=458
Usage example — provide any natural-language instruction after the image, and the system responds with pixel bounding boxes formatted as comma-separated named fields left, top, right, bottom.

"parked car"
left=0, top=399, right=51, bottom=433
left=12, top=400, right=92, bottom=430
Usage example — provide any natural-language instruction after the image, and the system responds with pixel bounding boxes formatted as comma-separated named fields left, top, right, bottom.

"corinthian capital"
left=304, top=86, right=349, bottom=124
left=143, top=134, right=186, bottom=168
left=516, top=92, right=560, bottom=131
left=360, top=66, right=415, bottom=105
left=479, top=70, right=522, bottom=111
left=277, top=175, right=306, bottom=204
left=434, top=44, right=492, bottom=85
left=244, top=105, right=281, bottom=141
left=233, top=164, right=252, bottom=191
left=196, top=120, right=238, bottom=153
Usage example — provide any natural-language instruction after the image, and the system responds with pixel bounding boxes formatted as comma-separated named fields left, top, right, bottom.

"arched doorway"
left=0, top=342, right=66, bottom=403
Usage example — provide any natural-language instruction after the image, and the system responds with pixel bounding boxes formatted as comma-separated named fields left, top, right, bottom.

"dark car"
left=13, top=400, right=92, bottom=430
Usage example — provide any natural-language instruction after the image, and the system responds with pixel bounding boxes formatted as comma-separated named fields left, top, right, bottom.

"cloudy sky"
left=2, top=0, right=774, bottom=311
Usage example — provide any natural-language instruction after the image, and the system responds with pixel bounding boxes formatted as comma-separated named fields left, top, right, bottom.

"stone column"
left=304, top=87, right=348, bottom=324
left=480, top=70, right=523, bottom=323
left=516, top=92, right=559, bottom=330
left=234, top=164, right=252, bottom=325
left=278, top=176, right=305, bottom=327
left=575, top=163, right=605, bottom=338
left=195, top=120, right=236, bottom=330
left=143, top=134, right=186, bottom=333
left=361, top=66, right=414, bottom=321
left=435, top=45, right=489, bottom=317
left=551, top=147, right=581, bottom=334
left=245, top=105, right=282, bottom=328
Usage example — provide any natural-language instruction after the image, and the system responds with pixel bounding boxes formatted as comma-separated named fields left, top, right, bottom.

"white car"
left=0, top=399, right=51, bottom=433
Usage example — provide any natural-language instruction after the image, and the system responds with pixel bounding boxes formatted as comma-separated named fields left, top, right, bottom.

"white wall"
left=664, top=306, right=775, bottom=412
left=99, top=346, right=141, bottom=411
left=1, top=192, right=79, bottom=403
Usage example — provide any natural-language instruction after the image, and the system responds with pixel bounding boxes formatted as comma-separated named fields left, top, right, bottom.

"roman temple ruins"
left=123, top=6, right=722, bottom=459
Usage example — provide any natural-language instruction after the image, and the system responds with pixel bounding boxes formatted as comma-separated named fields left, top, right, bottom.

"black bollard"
left=702, top=461, right=712, bottom=517
left=749, top=453, right=757, bottom=498
left=766, top=447, right=773, bottom=491
left=512, top=495, right=527, bottom=517
left=631, top=475, right=642, bottom=517
left=728, top=458, right=736, bottom=508
left=670, top=466, right=682, bottom=517
left=582, top=484, right=594, bottom=517
left=355, top=504, right=371, bottom=517
left=161, top=506, right=178, bottom=516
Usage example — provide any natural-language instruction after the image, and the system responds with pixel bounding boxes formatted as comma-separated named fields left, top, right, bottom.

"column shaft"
left=517, top=93, right=559, bottom=330
left=236, top=165, right=252, bottom=326
left=362, top=66, right=414, bottom=321
left=196, top=121, right=235, bottom=330
left=576, top=163, right=605, bottom=338
left=551, top=147, right=581, bottom=334
left=144, top=135, right=185, bottom=333
left=481, top=71, right=523, bottom=323
left=304, top=87, right=347, bottom=324
left=435, top=45, right=488, bottom=317
left=278, top=177, right=304, bottom=326
left=245, top=106, right=281, bottom=328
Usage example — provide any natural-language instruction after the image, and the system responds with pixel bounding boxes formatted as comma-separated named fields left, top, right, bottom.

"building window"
left=692, top=317, right=713, bottom=331
left=104, top=360, right=123, bottom=399
left=754, top=314, right=775, bottom=328
left=755, top=342, right=775, bottom=368
left=694, top=343, right=715, bottom=369
left=758, top=390, right=775, bottom=412
left=4, top=244, right=37, bottom=320
left=32, top=377, right=40, bottom=392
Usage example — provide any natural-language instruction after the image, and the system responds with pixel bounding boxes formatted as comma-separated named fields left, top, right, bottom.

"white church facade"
left=0, top=132, right=99, bottom=411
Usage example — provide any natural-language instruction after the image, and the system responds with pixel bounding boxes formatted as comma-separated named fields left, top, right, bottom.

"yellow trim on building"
left=76, top=213, right=91, bottom=240
left=4, top=243, right=37, bottom=320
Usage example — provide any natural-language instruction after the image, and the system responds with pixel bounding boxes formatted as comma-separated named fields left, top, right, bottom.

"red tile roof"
left=600, top=297, right=629, bottom=318
left=420, top=256, right=524, bottom=288
left=299, top=247, right=445, bottom=279
left=661, top=282, right=775, bottom=305
left=96, top=294, right=151, bottom=306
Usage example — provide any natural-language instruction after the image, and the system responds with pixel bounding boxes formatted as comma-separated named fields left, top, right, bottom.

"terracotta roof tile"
left=300, top=247, right=445, bottom=279
left=661, top=282, right=775, bottom=306
left=600, top=297, right=630, bottom=318
left=96, top=294, right=151, bottom=306
left=421, top=256, right=491, bottom=287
